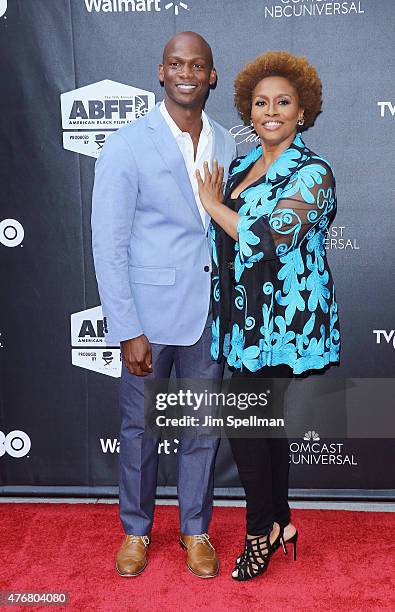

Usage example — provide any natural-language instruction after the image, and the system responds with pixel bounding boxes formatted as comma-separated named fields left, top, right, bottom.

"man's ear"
left=209, top=67, right=217, bottom=87
left=158, top=63, right=164, bottom=84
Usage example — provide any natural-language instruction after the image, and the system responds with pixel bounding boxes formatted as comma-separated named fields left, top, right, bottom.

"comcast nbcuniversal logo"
left=263, top=0, right=365, bottom=19
left=84, top=0, right=190, bottom=15
left=290, top=431, right=358, bottom=466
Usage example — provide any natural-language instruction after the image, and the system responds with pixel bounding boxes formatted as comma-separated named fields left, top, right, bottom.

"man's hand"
left=121, top=335, right=153, bottom=376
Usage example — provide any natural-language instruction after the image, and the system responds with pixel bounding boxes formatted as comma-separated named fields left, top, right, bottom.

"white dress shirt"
left=160, top=100, right=213, bottom=227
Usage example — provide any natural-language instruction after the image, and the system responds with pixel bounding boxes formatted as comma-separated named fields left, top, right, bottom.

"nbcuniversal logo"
left=289, top=431, right=358, bottom=466
left=263, top=0, right=365, bottom=19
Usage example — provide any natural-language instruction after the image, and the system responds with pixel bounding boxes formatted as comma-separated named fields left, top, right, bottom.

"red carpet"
left=1, top=503, right=395, bottom=611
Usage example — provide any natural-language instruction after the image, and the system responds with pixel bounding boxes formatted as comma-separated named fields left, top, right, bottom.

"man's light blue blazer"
left=91, top=103, right=236, bottom=346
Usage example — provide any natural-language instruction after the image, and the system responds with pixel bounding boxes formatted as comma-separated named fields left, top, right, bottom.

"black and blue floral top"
left=210, top=132, right=340, bottom=375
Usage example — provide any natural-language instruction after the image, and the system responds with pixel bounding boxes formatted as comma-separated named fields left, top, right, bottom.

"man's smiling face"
left=159, top=32, right=217, bottom=110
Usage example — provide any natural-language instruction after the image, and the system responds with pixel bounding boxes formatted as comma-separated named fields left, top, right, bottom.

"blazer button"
left=204, top=265, right=210, bottom=272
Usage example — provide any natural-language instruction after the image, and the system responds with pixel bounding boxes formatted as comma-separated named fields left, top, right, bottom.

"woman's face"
left=250, top=76, right=304, bottom=147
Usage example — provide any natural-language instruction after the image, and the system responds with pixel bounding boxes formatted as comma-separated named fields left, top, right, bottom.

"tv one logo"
left=70, top=306, right=121, bottom=377
left=373, top=330, right=395, bottom=349
left=0, top=431, right=31, bottom=458
left=0, top=0, right=7, bottom=18
left=377, top=102, right=395, bottom=118
left=60, top=80, right=155, bottom=158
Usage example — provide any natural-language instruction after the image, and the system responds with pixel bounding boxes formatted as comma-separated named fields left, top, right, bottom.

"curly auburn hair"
left=234, top=51, right=322, bottom=129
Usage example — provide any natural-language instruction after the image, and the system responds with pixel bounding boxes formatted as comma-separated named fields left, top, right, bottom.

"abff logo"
left=0, top=1, right=7, bottom=18
left=60, top=80, right=155, bottom=158
left=70, top=306, right=121, bottom=377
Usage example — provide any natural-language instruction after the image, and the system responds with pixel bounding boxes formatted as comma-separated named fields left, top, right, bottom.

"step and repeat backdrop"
left=1, top=0, right=394, bottom=497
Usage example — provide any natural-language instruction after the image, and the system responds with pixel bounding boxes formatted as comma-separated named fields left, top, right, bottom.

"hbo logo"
left=0, top=430, right=31, bottom=458
left=0, top=219, right=24, bottom=247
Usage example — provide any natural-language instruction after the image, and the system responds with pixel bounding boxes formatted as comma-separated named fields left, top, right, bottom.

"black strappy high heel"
left=232, top=529, right=281, bottom=581
left=272, top=528, right=298, bottom=561
left=234, top=525, right=284, bottom=567
left=285, top=530, right=298, bottom=561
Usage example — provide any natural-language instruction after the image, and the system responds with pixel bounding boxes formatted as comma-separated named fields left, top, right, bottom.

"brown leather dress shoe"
left=180, top=533, right=219, bottom=578
left=115, top=535, right=150, bottom=577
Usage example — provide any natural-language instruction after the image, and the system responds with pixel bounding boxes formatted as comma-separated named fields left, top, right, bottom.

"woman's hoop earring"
left=297, top=117, right=305, bottom=127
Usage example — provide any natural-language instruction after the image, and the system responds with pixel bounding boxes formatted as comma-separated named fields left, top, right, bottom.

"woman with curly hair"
left=196, top=51, right=340, bottom=581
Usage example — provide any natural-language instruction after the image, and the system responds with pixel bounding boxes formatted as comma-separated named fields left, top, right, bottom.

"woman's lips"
left=262, top=121, right=283, bottom=131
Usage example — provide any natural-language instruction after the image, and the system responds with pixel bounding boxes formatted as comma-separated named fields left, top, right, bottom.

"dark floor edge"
left=1, top=486, right=395, bottom=502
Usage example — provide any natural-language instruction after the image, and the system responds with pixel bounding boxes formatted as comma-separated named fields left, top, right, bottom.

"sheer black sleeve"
left=236, top=160, right=336, bottom=267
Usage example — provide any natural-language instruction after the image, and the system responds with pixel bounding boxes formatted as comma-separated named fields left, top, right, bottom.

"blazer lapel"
left=204, top=119, right=223, bottom=231
left=147, top=105, right=202, bottom=225
left=210, top=120, right=220, bottom=169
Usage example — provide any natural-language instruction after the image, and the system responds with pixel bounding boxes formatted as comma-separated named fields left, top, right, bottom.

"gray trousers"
left=118, top=317, right=223, bottom=535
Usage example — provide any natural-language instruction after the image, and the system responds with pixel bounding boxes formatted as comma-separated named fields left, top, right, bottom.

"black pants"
left=228, top=364, right=292, bottom=536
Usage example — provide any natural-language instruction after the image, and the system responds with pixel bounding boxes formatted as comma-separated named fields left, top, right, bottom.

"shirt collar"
left=160, top=100, right=212, bottom=139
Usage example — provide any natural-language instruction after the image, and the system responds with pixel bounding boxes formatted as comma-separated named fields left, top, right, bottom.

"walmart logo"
left=165, top=1, right=189, bottom=15
left=84, top=0, right=190, bottom=15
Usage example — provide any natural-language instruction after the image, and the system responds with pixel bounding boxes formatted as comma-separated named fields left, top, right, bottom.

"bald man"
left=92, top=32, right=236, bottom=578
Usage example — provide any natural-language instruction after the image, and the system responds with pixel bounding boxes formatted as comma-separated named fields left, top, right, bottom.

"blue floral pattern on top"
left=211, top=133, right=340, bottom=375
